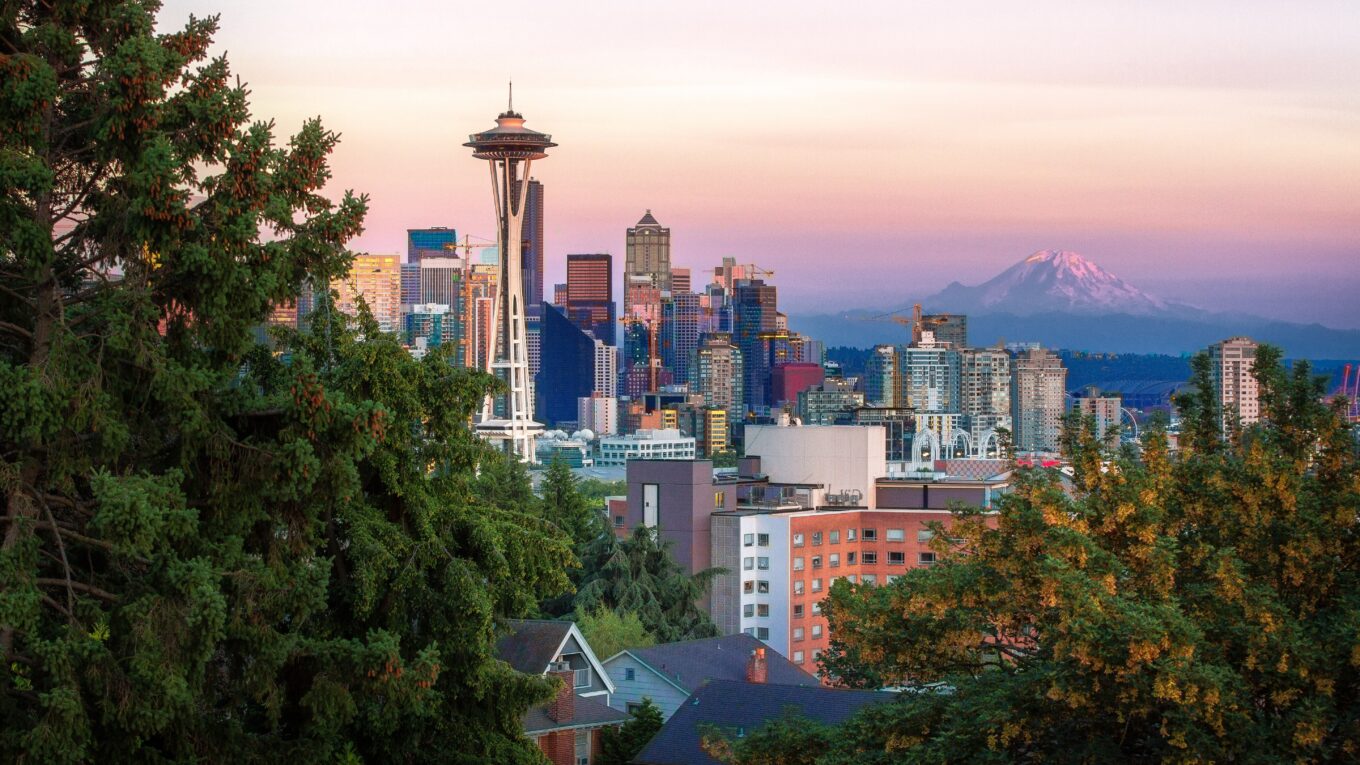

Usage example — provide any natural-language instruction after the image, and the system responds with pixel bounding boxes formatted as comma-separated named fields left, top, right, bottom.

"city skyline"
left=157, top=1, right=1360, bottom=327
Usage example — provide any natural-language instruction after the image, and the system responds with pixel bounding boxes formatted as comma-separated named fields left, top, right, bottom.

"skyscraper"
left=1011, top=347, right=1068, bottom=454
left=565, top=253, right=615, bottom=345
left=733, top=279, right=778, bottom=415
left=915, top=312, right=967, bottom=348
left=625, top=210, right=671, bottom=312
left=660, top=291, right=700, bottom=385
left=1207, top=336, right=1261, bottom=435
left=1074, top=387, right=1123, bottom=448
left=536, top=304, right=597, bottom=427
left=419, top=257, right=464, bottom=306
left=464, top=95, right=555, bottom=461
left=406, top=227, right=458, bottom=263
left=521, top=179, right=544, bottom=307
left=864, top=345, right=897, bottom=407
left=671, top=267, right=691, bottom=294
left=691, top=333, right=744, bottom=427
left=333, top=253, right=401, bottom=333
left=897, top=342, right=961, bottom=413
left=960, top=346, right=1012, bottom=440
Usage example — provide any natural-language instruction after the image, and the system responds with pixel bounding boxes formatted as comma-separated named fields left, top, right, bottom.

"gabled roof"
left=524, top=692, right=630, bottom=735
left=496, top=620, right=573, bottom=675
left=609, top=633, right=816, bottom=694
left=496, top=619, right=617, bottom=695
left=632, top=680, right=893, bottom=765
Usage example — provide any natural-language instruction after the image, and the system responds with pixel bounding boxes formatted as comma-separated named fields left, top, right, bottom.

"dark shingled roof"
left=632, top=680, right=893, bottom=765
left=626, top=633, right=816, bottom=693
left=524, top=692, right=630, bottom=734
left=495, top=619, right=572, bottom=675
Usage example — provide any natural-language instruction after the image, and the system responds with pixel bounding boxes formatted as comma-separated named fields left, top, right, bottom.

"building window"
left=576, top=729, right=590, bottom=765
left=847, top=528, right=857, bottom=541
left=624, top=667, right=635, bottom=681
left=862, top=551, right=878, bottom=564
left=793, top=627, right=804, bottom=641
left=811, top=578, right=822, bottom=592
left=829, top=553, right=840, bottom=568
left=811, top=556, right=822, bottom=569
left=886, top=528, right=905, bottom=542
left=743, top=533, right=754, bottom=547
left=757, top=557, right=770, bottom=570
left=757, top=533, right=770, bottom=546
left=743, top=604, right=754, bottom=617
left=888, top=551, right=905, bottom=565
left=862, top=574, right=877, bottom=585
left=846, top=574, right=857, bottom=583
left=793, top=556, right=804, bottom=571
left=847, top=551, right=856, bottom=565
left=917, top=529, right=934, bottom=543
left=829, top=530, right=840, bottom=544
left=862, top=528, right=877, bottom=541
left=794, top=580, right=804, bottom=595
left=812, top=601, right=822, bottom=615
left=614, top=515, right=624, bottom=528
left=744, top=580, right=755, bottom=594
left=757, top=580, right=770, bottom=594
left=574, top=667, right=592, bottom=688
left=793, top=533, right=804, bottom=547
left=812, top=624, right=823, bottom=639
left=744, top=627, right=755, bottom=636
left=757, top=604, right=770, bottom=617
left=793, top=650, right=805, bottom=664
left=715, top=491, right=725, bottom=510
left=793, top=604, right=804, bottom=618
left=812, top=532, right=823, bottom=546
left=885, top=574, right=900, bottom=584
left=643, top=484, right=658, bottom=528
left=757, top=627, right=769, bottom=640
left=918, top=551, right=937, bottom=566
left=744, top=557, right=754, bottom=570
left=812, top=649, right=822, bottom=661
left=627, top=701, right=642, bottom=714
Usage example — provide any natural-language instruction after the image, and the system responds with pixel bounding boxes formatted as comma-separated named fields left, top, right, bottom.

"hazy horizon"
left=157, top=0, right=1360, bottom=329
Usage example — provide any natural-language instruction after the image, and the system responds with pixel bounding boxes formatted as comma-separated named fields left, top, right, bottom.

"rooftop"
left=619, top=633, right=816, bottom=694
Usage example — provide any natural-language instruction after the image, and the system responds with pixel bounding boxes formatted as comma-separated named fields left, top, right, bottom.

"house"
left=604, top=633, right=816, bottom=720
left=496, top=619, right=629, bottom=765
left=631, top=675, right=893, bottom=765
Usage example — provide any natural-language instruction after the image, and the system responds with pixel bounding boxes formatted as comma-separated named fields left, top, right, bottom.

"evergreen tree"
left=598, top=698, right=664, bottom=765
left=539, top=455, right=601, bottom=549
left=575, top=527, right=722, bottom=643
left=739, top=347, right=1360, bottom=763
left=0, top=3, right=571, bottom=761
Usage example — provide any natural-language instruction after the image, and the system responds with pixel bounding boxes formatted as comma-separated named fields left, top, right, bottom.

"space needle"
left=465, top=87, right=555, bottom=462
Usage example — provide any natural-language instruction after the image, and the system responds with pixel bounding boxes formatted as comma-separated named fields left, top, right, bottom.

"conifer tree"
left=0, top=3, right=571, bottom=761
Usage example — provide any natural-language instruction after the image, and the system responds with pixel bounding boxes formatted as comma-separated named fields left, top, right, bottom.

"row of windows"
left=793, top=573, right=901, bottom=598
left=742, top=533, right=771, bottom=547
left=742, top=603, right=771, bottom=618
left=742, top=580, right=771, bottom=594
left=742, top=626, right=770, bottom=640
left=793, top=528, right=933, bottom=546
left=792, top=624, right=823, bottom=641
left=794, top=551, right=935, bottom=569
left=791, top=648, right=821, bottom=665
left=742, top=557, right=770, bottom=570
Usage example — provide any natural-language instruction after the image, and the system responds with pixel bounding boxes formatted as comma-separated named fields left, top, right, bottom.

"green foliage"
left=712, top=450, right=740, bottom=468
left=574, top=527, right=722, bottom=643
left=702, top=711, right=837, bottom=765
left=747, top=347, right=1360, bottom=762
left=598, top=697, right=664, bottom=765
left=575, top=607, right=654, bottom=661
left=0, top=3, right=570, bottom=761
left=539, top=456, right=602, bottom=549
left=577, top=478, right=627, bottom=506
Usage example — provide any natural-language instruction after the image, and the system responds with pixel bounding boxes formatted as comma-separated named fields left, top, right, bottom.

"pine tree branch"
left=0, top=321, right=33, bottom=341
left=36, top=493, right=77, bottom=620
left=34, top=578, right=116, bottom=602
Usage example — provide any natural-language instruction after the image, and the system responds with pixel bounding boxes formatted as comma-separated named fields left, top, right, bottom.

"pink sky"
left=158, top=1, right=1360, bottom=326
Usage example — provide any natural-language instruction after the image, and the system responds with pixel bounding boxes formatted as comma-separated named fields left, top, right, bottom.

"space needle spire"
left=465, top=93, right=556, bottom=462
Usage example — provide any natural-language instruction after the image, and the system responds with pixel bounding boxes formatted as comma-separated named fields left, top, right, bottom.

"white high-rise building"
left=1011, top=347, right=1067, bottom=454
left=578, top=395, right=619, bottom=436
left=1207, top=336, right=1260, bottom=435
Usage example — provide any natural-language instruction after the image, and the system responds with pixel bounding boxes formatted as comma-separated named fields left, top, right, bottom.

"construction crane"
left=444, top=234, right=498, bottom=258
left=853, top=304, right=919, bottom=337
left=702, top=263, right=775, bottom=287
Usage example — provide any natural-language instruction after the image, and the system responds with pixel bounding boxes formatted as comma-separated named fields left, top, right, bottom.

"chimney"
left=547, top=660, right=575, bottom=722
left=746, top=648, right=768, bottom=684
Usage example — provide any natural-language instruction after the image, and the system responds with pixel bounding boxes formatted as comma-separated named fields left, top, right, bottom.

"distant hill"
left=790, top=250, right=1360, bottom=358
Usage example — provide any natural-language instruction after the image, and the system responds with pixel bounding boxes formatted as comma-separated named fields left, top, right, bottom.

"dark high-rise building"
left=564, top=253, right=615, bottom=345
left=733, top=279, right=778, bottom=415
left=406, top=227, right=458, bottom=263
left=661, top=291, right=701, bottom=385
left=400, top=263, right=421, bottom=305
left=521, top=180, right=544, bottom=307
left=536, top=303, right=597, bottom=427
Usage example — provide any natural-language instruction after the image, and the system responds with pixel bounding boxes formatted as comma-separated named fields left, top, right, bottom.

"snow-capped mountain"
left=924, top=250, right=1196, bottom=317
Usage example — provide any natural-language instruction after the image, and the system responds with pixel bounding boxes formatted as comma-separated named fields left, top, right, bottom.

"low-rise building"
left=597, top=428, right=696, bottom=466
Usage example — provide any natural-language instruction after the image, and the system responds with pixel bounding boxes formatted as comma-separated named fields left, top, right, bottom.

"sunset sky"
left=158, top=1, right=1360, bottom=327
